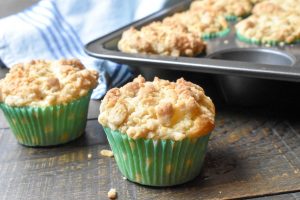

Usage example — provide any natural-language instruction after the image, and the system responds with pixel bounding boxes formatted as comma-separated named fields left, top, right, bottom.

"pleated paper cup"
left=0, top=91, right=92, bottom=147
left=225, top=15, right=239, bottom=22
left=202, top=28, right=230, bottom=40
left=236, top=32, right=299, bottom=45
left=104, top=127, right=210, bottom=187
left=225, top=14, right=249, bottom=22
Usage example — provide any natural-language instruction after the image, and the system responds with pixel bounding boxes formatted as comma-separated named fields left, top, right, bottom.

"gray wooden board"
left=0, top=106, right=300, bottom=200
left=253, top=192, right=300, bottom=200
left=0, top=5, right=300, bottom=198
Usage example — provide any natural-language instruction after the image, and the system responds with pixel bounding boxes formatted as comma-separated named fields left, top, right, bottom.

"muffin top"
left=0, top=59, right=98, bottom=107
left=252, top=0, right=300, bottom=16
left=118, top=21, right=206, bottom=57
left=98, top=75, right=215, bottom=141
left=190, top=0, right=253, bottom=18
left=250, top=0, right=265, bottom=4
left=163, top=10, right=228, bottom=38
left=235, top=13, right=300, bottom=44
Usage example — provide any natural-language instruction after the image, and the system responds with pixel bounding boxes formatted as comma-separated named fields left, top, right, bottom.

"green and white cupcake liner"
left=225, top=14, right=250, bottom=22
left=225, top=15, right=240, bottom=22
left=202, top=28, right=230, bottom=40
left=0, top=91, right=92, bottom=147
left=104, top=127, right=210, bottom=186
left=236, top=31, right=300, bottom=46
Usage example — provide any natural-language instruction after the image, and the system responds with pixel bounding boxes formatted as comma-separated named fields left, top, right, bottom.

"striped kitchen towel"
left=0, top=0, right=169, bottom=99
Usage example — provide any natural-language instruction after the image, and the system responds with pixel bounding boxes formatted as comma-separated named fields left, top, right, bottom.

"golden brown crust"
left=0, top=59, right=98, bottom=107
left=190, top=0, right=253, bottom=18
left=118, top=21, right=206, bottom=57
left=250, top=0, right=265, bottom=4
left=163, top=10, right=228, bottom=38
left=252, top=0, right=300, bottom=16
left=98, top=75, right=215, bottom=141
left=235, top=14, right=300, bottom=43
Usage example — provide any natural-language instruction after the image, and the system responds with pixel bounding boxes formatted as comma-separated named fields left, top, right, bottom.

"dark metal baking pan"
left=85, top=0, right=300, bottom=82
left=85, top=0, right=300, bottom=106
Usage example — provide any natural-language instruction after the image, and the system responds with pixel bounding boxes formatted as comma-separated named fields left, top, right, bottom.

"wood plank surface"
left=1, top=1, right=300, bottom=199
left=254, top=192, right=300, bottom=200
left=0, top=105, right=299, bottom=200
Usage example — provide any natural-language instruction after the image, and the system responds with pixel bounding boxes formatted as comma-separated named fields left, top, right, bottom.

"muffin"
left=235, top=13, right=300, bottom=45
left=118, top=21, right=206, bottom=57
left=252, top=0, right=300, bottom=16
left=163, top=10, right=229, bottom=40
left=98, top=75, right=215, bottom=186
left=250, top=0, right=265, bottom=4
left=190, top=0, right=253, bottom=21
left=0, top=59, right=98, bottom=146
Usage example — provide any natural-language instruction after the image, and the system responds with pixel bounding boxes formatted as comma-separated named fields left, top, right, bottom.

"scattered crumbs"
left=101, top=149, right=114, bottom=157
left=282, top=173, right=288, bottom=177
left=279, top=42, right=285, bottom=47
left=87, top=153, right=92, bottom=159
left=265, top=43, right=271, bottom=48
left=108, top=188, right=117, bottom=199
left=223, top=40, right=229, bottom=44
left=122, top=177, right=127, bottom=180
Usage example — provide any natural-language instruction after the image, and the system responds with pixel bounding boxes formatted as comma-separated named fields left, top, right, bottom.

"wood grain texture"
left=0, top=106, right=300, bottom=200
left=254, top=192, right=300, bottom=200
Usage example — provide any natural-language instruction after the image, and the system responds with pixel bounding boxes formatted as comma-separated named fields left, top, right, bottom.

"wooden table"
left=0, top=65, right=300, bottom=199
left=0, top=2, right=300, bottom=199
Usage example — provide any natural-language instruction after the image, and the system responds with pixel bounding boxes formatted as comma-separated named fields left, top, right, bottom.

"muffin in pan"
left=235, top=13, right=300, bottom=45
left=98, top=75, right=215, bottom=186
left=118, top=21, right=206, bottom=57
left=0, top=59, right=98, bottom=146
left=249, top=0, right=265, bottom=4
left=163, top=10, right=229, bottom=40
left=190, top=0, right=253, bottom=21
left=252, top=0, right=300, bottom=16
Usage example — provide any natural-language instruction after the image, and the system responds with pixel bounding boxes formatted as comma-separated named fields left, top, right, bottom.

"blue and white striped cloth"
left=0, top=0, right=171, bottom=99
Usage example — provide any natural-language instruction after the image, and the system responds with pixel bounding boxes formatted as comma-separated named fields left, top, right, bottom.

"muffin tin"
left=85, top=0, right=300, bottom=105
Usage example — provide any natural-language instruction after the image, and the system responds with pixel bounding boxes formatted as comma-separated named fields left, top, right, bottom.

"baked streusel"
left=190, top=0, right=253, bottom=19
left=235, top=14, right=300, bottom=44
left=98, top=75, right=215, bottom=141
left=0, top=59, right=98, bottom=107
left=250, top=0, right=265, bottom=4
left=252, top=0, right=300, bottom=16
left=118, top=22, right=206, bottom=57
left=163, top=10, right=228, bottom=38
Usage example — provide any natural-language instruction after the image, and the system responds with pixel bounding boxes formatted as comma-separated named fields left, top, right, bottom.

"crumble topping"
left=99, top=75, right=215, bottom=141
left=235, top=14, right=300, bottom=44
left=0, top=59, right=98, bottom=107
left=118, top=21, right=206, bottom=57
left=163, top=10, right=228, bottom=38
left=190, top=0, right=253, bottom=19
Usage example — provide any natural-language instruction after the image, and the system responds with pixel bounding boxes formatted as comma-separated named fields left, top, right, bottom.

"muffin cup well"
left=103, top=127, right=210, bottom=187
left=0, top=91, right=92, bottom=147
left=202, top=28, right=230, bottom=40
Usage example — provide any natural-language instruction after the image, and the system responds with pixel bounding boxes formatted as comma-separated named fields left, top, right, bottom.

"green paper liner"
left=225, top=15, right=239, bottom=22
left=0, top=91, right=92, bottom=147
left=202, top=28, right=230, bottom=40
left=225, top=14, right=250, bottom=22
left=104, top=127, right=210, bottom=186
left=236, top=31, right=300, bottom=45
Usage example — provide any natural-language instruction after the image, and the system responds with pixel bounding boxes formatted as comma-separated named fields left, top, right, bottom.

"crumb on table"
left=101, top=149, right=114, bottom=157
left=108, top=188, right=117, bottom=199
